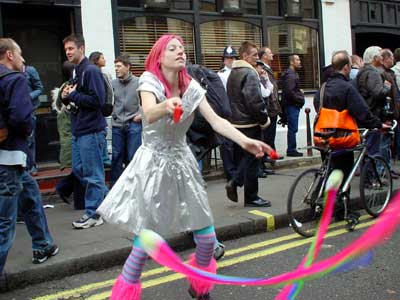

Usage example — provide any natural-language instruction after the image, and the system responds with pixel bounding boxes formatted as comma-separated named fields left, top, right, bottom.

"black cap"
left=223, top=46, right=238, bottom=58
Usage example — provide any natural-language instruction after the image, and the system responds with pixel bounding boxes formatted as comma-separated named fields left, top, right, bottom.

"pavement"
left=2, top=154, right=398, bottom=292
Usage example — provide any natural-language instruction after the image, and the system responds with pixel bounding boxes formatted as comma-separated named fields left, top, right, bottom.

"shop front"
left=115, top=0, right=322, bottom=89
left=351, top=0, right=400, bottom=55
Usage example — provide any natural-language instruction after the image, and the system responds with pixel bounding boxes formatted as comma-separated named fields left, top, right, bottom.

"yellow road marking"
left=248, top=210, right=275, bottom=231
left=34, top=217, right=373, bottom=300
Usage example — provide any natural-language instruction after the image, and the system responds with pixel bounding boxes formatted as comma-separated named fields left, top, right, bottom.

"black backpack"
left=186, top=64, right=232, bottom=159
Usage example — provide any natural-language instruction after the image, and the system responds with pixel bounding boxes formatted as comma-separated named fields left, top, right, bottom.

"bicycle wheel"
left=287, top=168, right=324, bottom=238
left=360, top=156, right=392, bottom=217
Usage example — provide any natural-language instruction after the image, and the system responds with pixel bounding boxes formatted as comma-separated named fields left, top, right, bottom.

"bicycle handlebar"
left=361, top=119, right=397, bottom=137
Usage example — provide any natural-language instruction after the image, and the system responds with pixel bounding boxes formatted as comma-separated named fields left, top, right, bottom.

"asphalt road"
left=3, top=216, right=400, bottom=300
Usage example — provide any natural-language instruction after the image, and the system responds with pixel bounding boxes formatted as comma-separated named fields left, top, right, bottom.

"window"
left=200, top=20, right=262, bottom=71
left=117, top=0, right=192, bottom=10
left=265, top=0, right=280, bottom=16
left=119, top=17, right=195, bottom=76
left=242, top=0, right=259, bottom=14
left=200, top=0, right=216, bottom=11
left=268, top=24, right=319, bottom=89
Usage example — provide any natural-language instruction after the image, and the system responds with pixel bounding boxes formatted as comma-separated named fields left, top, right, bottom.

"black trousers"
left=262, top=115, right=278, bottom=150
left=232, top=126, right=262, bottom=203
left=220, top=138, right=236, bottom=182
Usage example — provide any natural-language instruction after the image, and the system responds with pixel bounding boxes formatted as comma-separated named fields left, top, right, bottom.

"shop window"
left=200, top=0, right=216, bottom=11
left=242, top=0, right=259, bottom=14
left=117, top=0, right=191, bottom=10
left=119, top=17, right=195, bottom=76
left=369, top=2, right=382, bottom=23
left=385, top=4, right=396, bottom=25
left=200, top=20, right=261, bottom=71
left=265, top=0, right=280, bottom=16
left=268, top=24, right=319, bottom=89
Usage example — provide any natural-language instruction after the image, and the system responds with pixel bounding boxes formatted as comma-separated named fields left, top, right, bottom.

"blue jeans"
left=365, top=130, right=381, bottom=158
left=101, top=129, right=111, bottom=167
left=0, top=166, right=54, bottom=273
left=27, top=115, right=37, bottom=172
left=111, top=122, right=142, bottom=186
left=380, top=133, right=392, bottom=170
left=72, top=132, right=108, bottom=218
left=286, top=105, right=300, bottom=153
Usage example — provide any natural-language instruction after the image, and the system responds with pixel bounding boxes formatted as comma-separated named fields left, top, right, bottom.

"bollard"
left=305, top=108, right=313, bottom=157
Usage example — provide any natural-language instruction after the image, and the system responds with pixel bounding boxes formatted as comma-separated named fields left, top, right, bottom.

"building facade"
left=1, top=0, right=399, bottom=163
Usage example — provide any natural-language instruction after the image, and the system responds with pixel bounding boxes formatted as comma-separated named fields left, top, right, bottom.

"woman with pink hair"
left=97, top=34, right=273, bottom=300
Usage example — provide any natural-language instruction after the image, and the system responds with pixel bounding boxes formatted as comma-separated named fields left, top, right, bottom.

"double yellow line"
left=34, top=216, right=373, bottom=300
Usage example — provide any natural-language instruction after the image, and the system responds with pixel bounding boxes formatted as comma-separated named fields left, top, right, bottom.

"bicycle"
left=287, top=121, right=397, bottom=238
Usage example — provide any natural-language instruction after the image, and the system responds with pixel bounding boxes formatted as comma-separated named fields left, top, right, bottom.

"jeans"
left=27, top=115, right=37, bottom=172
left=111, top=122, right=142, bottom=186
left=380, top=133, right=392, bottom=170
left=395, top=126, right=400, bottom=160
left=72, top=132, right=108, bottom=218
left=0, top=166, right=54, bottom=273
left=286, top=105, right=300, bottom=153
left=365, top=131, right=381, bottom=158
left=101, top=129, right=111, bottom=167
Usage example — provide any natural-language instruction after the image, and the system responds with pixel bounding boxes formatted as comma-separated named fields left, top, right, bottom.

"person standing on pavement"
left=356, top=46, right=392, bottom=159
left=110, top=55, right=142, bottom=187
left=24, top=65, right=43, bottom=175
left=89, top=51, right=112, bottom=169
left=217, top=45, right=238, bottom=90
left=378, top=48, right=400, bottom=177
left=225, top=41, right=271, bottom=207
left=0, top=38, right=59, bottom=273
left=314, top=51, right=387, bottom=221
left=281, top=54, right=305, bottom=157
left=392, top=48, right=400, bottom=160
left=61, top=34, right=108, bottom=229
left=258, top=47, right=282, bottom=154
left=218, top=46, right=238, bottom=183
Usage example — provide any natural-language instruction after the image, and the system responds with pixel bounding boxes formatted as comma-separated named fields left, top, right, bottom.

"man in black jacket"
left=225, top=41, right=270, bottom=207
left=315, top=51, right=387, bottom=221
left=281, top=55, right=305, bottom=157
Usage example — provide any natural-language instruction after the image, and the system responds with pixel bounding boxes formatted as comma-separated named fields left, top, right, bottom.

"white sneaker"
left=72, top=214, right=104, bottom=229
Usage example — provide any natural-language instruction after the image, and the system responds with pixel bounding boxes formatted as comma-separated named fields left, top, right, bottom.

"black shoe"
left=188, top=286, right=211, bottom=299
left=213, top=243, right=225, bottom=261
left=32, top=244, right=59, bottom=264
left=56, top=189, right=71, bottom=204
left=257, top=168, right=268, bottom=178
left=262, top=167, right=275, bottom=175
left=225, top=181, right=238, bottom=202
left=245, top=197, right=271, bottom=207
left=391, top=171, right=399, bottom=179
left=286, top=151, right=303, bottom=157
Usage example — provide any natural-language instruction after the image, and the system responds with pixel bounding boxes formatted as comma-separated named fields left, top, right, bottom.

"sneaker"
left=72, top=214, right=104, bottom=229
left=213, top=243, right=225, bottom=261
left=32, top=244, right=59, bottom=264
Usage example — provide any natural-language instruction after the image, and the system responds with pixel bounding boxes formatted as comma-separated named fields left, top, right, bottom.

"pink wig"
left=145, top=34, right=191, bottom=98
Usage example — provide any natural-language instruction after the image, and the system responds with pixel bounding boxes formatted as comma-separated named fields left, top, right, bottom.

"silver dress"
left=97, top=71, right=214, bottom=236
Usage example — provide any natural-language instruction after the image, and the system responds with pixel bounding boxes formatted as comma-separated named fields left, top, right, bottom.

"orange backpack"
left=313, top=83, right=360, bottom=149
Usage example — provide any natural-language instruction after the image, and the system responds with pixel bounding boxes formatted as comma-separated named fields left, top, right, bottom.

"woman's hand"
left=242, top=138, right=274, bottom=158
left=165, top=97, right=182, bottom=114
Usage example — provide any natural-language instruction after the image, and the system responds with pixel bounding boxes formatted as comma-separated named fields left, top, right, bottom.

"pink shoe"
left=111, top=275, right=142, bottom=300
left=186, top=254, right=217, bottom=299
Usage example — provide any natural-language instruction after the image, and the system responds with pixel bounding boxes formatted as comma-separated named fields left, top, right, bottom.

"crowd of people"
left=0, top=31, right=400, bottom=300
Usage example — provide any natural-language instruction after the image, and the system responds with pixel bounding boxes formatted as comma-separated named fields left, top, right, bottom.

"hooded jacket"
left=226, top=60, right=269, bottom=128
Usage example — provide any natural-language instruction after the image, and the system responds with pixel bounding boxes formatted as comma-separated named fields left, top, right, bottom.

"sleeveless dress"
left=97, top=71, right=214, bottom=236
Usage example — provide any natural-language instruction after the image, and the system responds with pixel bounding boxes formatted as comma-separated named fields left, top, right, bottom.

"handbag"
left=313, top=83, right=360, bottom=149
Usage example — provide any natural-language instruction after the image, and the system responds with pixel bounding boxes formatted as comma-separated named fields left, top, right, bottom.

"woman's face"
left=97, top=55, right=106, bottom=67
left=161, top=38, right=186, bottom=71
